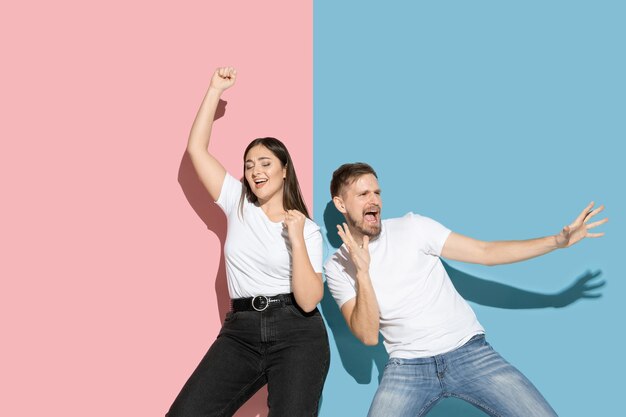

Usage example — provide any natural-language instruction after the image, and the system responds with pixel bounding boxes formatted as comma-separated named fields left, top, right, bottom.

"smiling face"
left=333, top=173, right=382, bottom=240
left=244, top=144, right=287, bottom=206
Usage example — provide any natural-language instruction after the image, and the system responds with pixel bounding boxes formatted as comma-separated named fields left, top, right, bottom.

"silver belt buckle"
left=252, top=295, right=269, bottom=311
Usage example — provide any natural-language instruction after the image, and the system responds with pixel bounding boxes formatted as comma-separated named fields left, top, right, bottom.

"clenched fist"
left=283, top=210, right=306, bottom=244
left=210, top=67, right=237, bottom=92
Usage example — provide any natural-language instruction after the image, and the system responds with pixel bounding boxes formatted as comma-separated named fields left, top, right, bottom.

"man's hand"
left=209, top=67, right=237, bottom=92
left=337, top=223, right=370, bottom=273
left=556, top=202, right=608, bottom=248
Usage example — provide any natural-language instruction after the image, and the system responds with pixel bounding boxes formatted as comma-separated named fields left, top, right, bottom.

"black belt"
left=231, top=293, right=295, bottom=312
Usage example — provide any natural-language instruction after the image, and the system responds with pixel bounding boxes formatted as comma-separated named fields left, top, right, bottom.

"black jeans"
left=166, top=304, right=330, bottom=417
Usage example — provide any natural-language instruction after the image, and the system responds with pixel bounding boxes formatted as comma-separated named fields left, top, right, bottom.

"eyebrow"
left=245, top=157, right=272, bottom=164
left=357, top=188, right=382, bottom=194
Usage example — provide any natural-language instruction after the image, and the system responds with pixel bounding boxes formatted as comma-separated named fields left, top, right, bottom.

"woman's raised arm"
left=186, top=67, right=237, bottom=200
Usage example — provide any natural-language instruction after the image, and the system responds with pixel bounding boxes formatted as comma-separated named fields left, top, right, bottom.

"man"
left=324, top=162, right=607, bottom=417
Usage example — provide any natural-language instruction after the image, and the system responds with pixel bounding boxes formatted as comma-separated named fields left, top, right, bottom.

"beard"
left=345, top=210, right=382, bottom=239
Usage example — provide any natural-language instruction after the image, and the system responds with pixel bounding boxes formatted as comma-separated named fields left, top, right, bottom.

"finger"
left=362, top=235, right=370, bottom=250
left=342, top=223, right=355, bottom=242
left=575, top=201, right=595, bottom=224
left=340, top=223, right=357, bottom=248
left=584, top=205, right=605, bottom=223
left=586, top=232, right=605, bottom=238
left=336, top=224, right=349, bottom=246
left=586, top=218, right=608, bottom=229
left=584, top=281, right=606, bottom=291
left=578, top=270, right=602, bottom=284
left=581, top=293, right=602, bottom=299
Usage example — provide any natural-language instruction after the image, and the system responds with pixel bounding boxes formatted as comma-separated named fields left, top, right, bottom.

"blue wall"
left=314, top=1, right=625, bottom=415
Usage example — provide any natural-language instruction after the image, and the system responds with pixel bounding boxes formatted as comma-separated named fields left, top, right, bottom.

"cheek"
left=244, top=171, right=254, bottom=186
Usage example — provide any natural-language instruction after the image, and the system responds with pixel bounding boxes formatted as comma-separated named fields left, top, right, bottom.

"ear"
left=282, top=165, right=287, bottom=179
left=333, top=196, right=347, bottom=214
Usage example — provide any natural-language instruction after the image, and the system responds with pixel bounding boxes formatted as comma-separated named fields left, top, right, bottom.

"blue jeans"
left=368, top=334, right=558, bottom=417
left=166, top=304, right=330, bottom=417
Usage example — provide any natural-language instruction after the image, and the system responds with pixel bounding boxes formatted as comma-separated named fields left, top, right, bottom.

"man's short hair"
left=330, top=162, right=378, bottom=197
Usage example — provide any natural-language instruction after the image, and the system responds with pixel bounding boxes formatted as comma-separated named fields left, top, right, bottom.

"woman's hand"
left=283, top=210, right=307, bottom=245
left=209, top=67, right=237, bottom=92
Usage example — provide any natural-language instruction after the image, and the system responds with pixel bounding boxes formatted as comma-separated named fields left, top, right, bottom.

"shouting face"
left=333, top=173, right=382, bottom=240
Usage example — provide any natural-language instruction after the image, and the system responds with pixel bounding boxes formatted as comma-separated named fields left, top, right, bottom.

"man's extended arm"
left=441, top=202, right=607, bottom=266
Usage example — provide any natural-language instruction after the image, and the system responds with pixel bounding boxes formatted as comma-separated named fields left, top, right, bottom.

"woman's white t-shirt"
left=216, top=172, right=323, bottom=299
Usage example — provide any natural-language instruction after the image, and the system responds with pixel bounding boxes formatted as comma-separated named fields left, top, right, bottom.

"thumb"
left=555, top=225, right=569, bottom=247
left=362, top=235, right=370, bottom=249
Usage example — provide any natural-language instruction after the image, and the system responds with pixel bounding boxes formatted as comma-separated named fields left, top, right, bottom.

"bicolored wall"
left=1, top=1, right=623, bottom=416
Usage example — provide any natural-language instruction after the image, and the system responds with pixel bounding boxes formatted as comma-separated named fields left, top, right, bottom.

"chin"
left=366, top=228, right=381, bottom=238
left=359, top=223, right=381, bottom=238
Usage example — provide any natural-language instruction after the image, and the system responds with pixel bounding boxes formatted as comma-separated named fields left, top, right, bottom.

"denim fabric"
left=166, top=305, right=330, bottom=417
left=367, top=335, right=558, bottom=417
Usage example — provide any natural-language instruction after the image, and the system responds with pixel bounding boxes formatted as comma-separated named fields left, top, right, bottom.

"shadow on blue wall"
left=320, top=201, right=604, bottom=415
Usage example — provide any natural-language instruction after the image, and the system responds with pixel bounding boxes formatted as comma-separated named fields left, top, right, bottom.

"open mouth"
left=363, top=206, right=380, bottom=224
left=253, top=178, right=268, bottom=188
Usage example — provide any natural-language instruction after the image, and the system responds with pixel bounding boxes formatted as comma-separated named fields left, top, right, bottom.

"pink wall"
left=0, top=1, right=312, bottom=416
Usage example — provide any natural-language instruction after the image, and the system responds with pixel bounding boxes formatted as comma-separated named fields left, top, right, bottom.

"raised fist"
left=210, top=66, right=237, bottom=91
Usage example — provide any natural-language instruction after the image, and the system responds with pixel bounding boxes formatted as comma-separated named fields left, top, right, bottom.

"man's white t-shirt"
left=325, top=212, right=484, bottom=358
left=216, top=172, right=323, bottom=299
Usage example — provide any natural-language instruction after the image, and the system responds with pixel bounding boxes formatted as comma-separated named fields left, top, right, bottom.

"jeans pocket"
left=287, top=304, right=321, bottom=319
left=385, top=358, right=403, bottom=369
left=224, top=311, right=237, bottom=323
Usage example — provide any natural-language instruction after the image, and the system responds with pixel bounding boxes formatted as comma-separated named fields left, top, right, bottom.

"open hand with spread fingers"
left=556, top=202, right=608, bottom=248
left=210, top=66, right=237, bottom=92
left=337, top=223, right=371, bottom=273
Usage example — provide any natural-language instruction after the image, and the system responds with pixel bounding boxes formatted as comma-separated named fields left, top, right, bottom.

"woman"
left=166, top=67, right=330, bottom=417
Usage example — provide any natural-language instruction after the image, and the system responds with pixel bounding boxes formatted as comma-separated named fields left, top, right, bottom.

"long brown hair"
left=239, top=137, right=311, bottom=218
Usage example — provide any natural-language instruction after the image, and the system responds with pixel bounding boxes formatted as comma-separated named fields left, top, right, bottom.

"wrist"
left=552, top=234, right=564, bottom=249
left=207, top=86, right=224, bottom=96
left=289, top=235, right=306, bottom=248
left=355, top=270, right=371, bottom=281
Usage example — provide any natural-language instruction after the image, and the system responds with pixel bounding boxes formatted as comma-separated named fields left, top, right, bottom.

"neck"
left=258, top=194, right=285, bottom=221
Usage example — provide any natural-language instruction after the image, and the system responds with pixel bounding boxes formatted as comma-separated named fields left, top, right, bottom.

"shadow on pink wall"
left=176, top=100, right=269, bottom=417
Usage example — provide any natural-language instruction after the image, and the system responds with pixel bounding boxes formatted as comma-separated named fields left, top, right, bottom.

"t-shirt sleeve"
left=409, top=212, right=452, bottom=257
left=304, top=220, right=324, bottom=274
left=215, top=172, right=243, bottom=215
left=324, top=251, right=357, bottom=309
